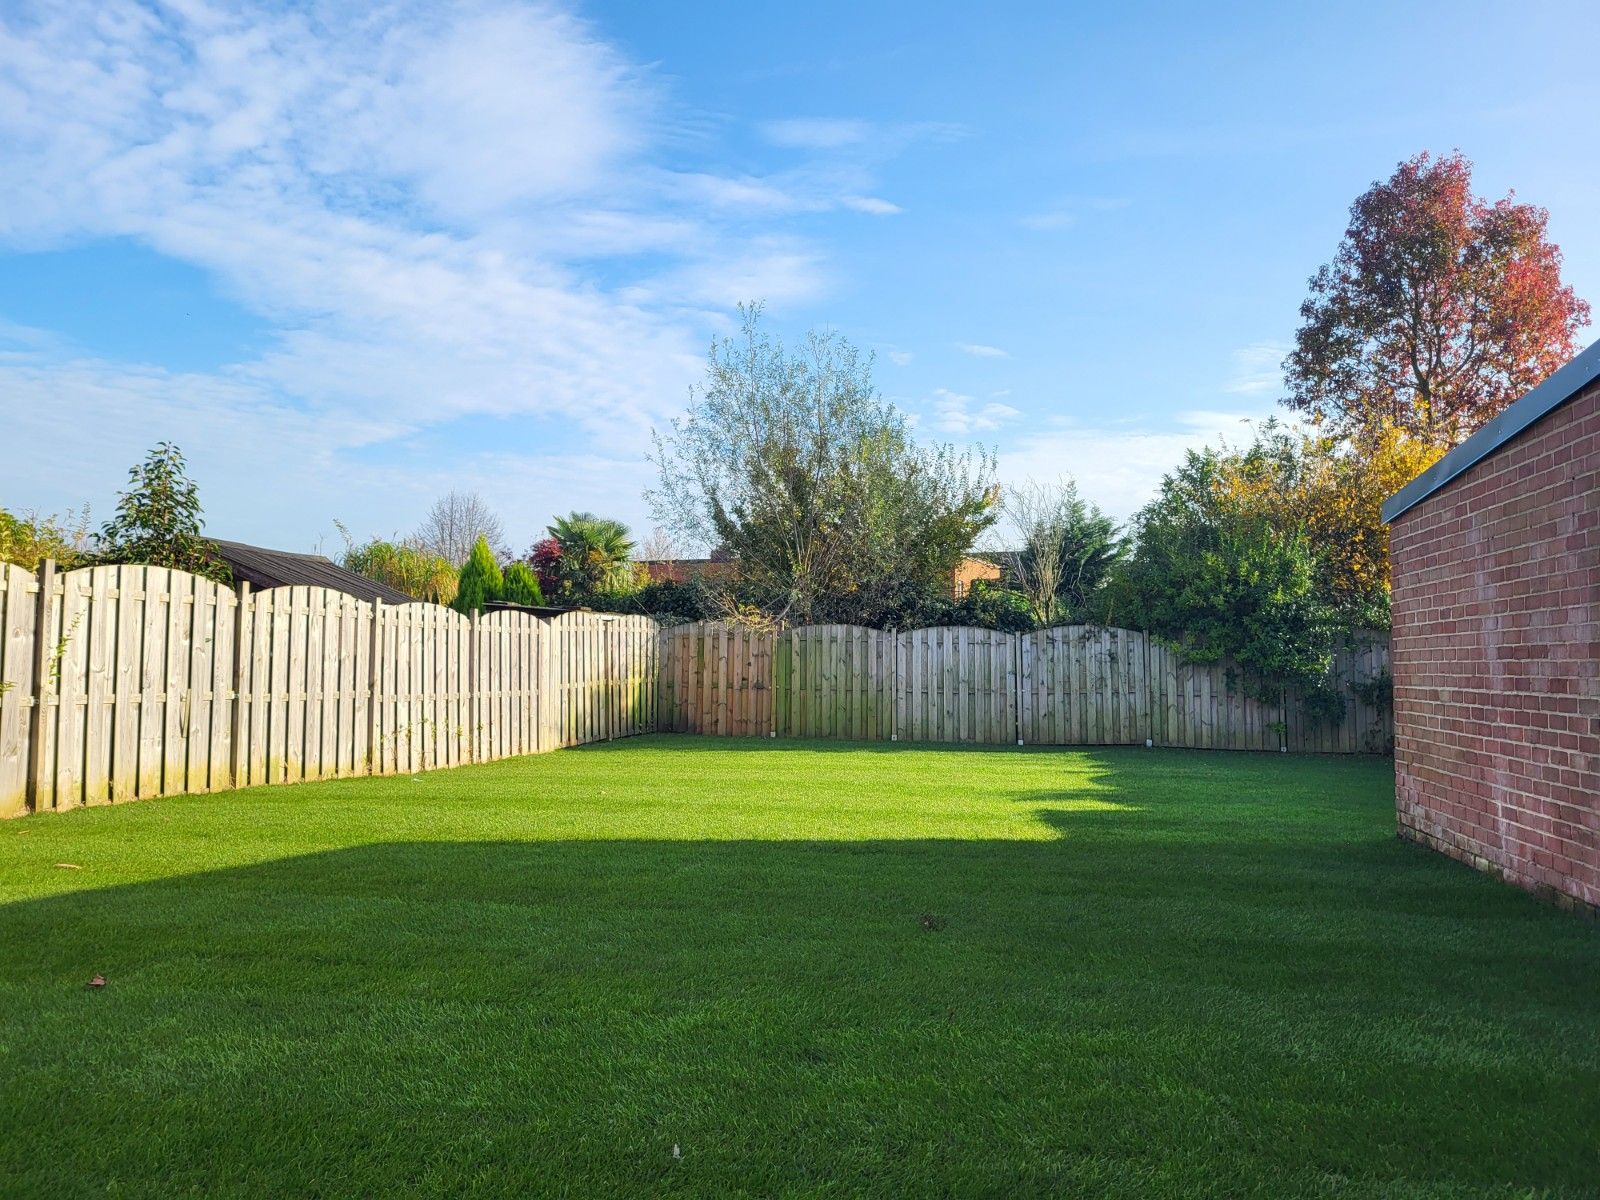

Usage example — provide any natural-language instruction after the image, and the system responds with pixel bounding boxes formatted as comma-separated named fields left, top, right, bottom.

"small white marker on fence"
left=1145, top=738, right=1153, bottom=748
left=1017, top=739, right=1024, bottom=746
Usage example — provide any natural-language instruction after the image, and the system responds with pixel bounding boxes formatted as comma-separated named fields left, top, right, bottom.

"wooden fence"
left=0, top=561, right=1392, bottom=818
left=0, top=564, right=658, bottom=817
left=658, top=622, right=1391, bottom=754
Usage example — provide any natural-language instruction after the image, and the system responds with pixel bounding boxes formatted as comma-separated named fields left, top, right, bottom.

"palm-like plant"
left=547, top=512, right=635, bottom=600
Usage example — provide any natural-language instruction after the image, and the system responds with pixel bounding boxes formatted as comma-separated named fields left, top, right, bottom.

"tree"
left=545, top=512, right=635, bottom=601
left=500, top=561, right=544, bottom=606
left=451, top=536, right=503, bottom=615
left=336, top=524, right=459, bottom=604
left=1006, top=479, right=1122, bottom=625
left=528, top=536, right=562, bottom=600
left=649, top=304, right=997, bottom=625
left=98, top=443, right=231, bottom=583
left=1284, top=151, right=1590, bottom=450
left=1110, top=448, right=1337, bottom=698
left=413, top=491, right=507, bottom=568
left=1196, top=422, right=1439, bottom=628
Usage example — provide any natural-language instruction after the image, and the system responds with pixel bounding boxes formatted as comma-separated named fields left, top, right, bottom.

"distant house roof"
left=212, top=539, right=418, bottom=605
left=1382, top=340, right=1600, bottom=523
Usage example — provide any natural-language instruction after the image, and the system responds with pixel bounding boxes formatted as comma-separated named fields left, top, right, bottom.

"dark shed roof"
left=212, top=539, right=419, bottom=605
left=1382, top=340, right=1600, bottom=524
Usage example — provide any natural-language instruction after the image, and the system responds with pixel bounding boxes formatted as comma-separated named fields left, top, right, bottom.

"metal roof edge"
left=1382, top=339, right=1600, bottom=524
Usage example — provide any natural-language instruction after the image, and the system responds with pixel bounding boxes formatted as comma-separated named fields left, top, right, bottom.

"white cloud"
left=0, top=0, right=894, bottom=543
left=1019, top=212, right=1077, bottom=231
left=886, top=350, right=913, bottom=366
left=1223, top=341, right=1291, bottom=396
left=761, top=118, right=873, bottom=149
left=930, top=388, right=1022, bottom=434
left=996, top=408, right=1273, bottom=522
left=955, top=342, right=1009, bottom=358
left=840, top=196, right=902, bottom=215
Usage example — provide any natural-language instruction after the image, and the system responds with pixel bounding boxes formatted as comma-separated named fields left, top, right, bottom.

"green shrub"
left=451, top=536, right=504, bottom=615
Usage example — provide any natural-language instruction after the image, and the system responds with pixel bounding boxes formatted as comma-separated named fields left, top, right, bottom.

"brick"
left=1390, top=380, right=1600, bottom=915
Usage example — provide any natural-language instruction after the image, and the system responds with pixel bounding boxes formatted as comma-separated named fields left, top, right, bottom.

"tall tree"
left=1284, top=151, right=1589, bottom=449
left=1007, top=479, right=1122, bottom=625
left=98, top=443, right=231, bottom=583
left=649, top=304, right=997, bottom=625
left=413, top=491, right=507, bottom=568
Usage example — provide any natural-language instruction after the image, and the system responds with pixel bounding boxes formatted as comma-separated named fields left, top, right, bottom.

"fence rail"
left=658, top=621, right=1391, bottom=754
left=0, top=563, right=657, bottom=817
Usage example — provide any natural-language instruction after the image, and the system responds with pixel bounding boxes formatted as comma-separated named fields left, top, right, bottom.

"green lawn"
left=1, top=738, right=1596, bottom=1198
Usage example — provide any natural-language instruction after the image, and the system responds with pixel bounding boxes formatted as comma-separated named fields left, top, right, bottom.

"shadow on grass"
left=2, top=775, right=1597, bottom=1197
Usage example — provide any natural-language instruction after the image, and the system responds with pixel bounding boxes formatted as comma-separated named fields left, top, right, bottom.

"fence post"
left=24, top=558, right=57, bottom=814
left=468, top=608, right=479, bottom=764
left=367, top=598, right=382, bottom=775
left=229, top=582, right=251, bottom=787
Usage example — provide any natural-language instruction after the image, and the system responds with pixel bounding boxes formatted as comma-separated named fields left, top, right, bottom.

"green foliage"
left=336, top=524, right=458, bottom=604
left=98, top=443, right=231, bottom=584
left=1349, top=669, right=1394, bottom=716
left=545, top=512, right=635, bottom=602
left=499, top=561, right=544, bottom=607
left=451, top=536, right=503, bottom=615
left=1009, top=480, right=1124, bottom=624
left=650, top=304, right=997, bottom=625
left=0, top=506, right=92, bottom=571
left=946, top=581, right=1036, bottom=632
left=1111, top=448, right=1338, bottom=701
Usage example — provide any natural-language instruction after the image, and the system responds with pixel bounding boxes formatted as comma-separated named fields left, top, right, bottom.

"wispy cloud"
left=955, top=342, right=1009, bottom=358
left=1222, top=341, right=1291, bottom=396
left=930, top=388, right=1021, bottom=434
left=886, top=349, right=913, bottom=366
left=1018, top=196, right=1131, bottom=232
left=761, top=117, right=874, bottom=149
left=0, top=0, right=892, bottom=543
left=840, top=196, right=902, bottom=215
left=996, top=408, right=1272, bottom=521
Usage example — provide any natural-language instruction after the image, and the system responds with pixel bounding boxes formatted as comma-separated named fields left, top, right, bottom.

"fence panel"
left=775, top=624, right=893, bottom=741
left=1021, top=626, right=1154, bottom=745
left=476, top=608, right=540, bottom=761
left=894, top=626, right=1017, bottom=744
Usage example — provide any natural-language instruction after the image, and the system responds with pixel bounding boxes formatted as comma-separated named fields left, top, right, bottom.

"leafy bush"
left=946, top=581, right=1036, bottom=632
left=1110, top=448, right=1338, bottom=703
left=499, top=561, right=544, bottom=606
left=451, top=536, right=504, bottom=615
left=0, top=506, right=92, bottom=571
left=98, top=443, right=231, bottom=584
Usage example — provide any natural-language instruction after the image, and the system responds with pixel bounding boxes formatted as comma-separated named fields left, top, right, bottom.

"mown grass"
left=1, top=737, right=1595, bottom=1198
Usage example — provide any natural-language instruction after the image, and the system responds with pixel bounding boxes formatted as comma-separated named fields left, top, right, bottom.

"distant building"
left=212, top=539, right=418, bottom=606
left=636, top=554, right=1001, bottom=599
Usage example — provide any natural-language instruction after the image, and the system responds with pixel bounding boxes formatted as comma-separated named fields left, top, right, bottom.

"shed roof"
left=212, top=539, right=419, bottom=605
left=1382, top=340, right=1600, bottom=523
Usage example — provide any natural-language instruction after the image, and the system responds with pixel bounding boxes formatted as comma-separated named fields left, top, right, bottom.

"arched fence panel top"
left=0, top=564, right=669, bottom=817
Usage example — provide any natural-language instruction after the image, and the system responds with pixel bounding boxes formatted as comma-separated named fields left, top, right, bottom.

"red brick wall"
left=1389, top=381, right=1599, bottom=913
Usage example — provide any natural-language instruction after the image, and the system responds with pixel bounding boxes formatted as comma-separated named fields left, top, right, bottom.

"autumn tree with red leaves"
left=1283, top=151, right=1590, bottom=450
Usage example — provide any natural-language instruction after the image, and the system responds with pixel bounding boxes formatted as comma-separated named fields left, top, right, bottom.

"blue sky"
left=2, top=0, right=1596, bottom=554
